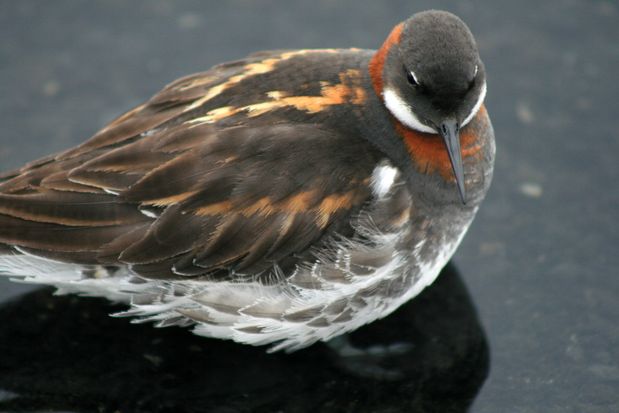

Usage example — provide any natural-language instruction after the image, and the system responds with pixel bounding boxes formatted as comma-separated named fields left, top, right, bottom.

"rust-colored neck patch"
left=368, top=23, right=404, bottom=96
left=395, top=106, right=486, bottom=181
left=368, top=23, right=484, bottom=182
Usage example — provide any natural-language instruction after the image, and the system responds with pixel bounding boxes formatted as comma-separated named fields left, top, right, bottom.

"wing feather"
left=0, top=50, right=380, bottom=281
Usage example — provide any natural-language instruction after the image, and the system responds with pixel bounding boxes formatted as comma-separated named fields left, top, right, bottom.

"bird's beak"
left=439, top=118, right=467, bottom=204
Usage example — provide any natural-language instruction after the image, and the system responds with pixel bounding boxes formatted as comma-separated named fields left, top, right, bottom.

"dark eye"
left=468, top=65, right=479, bottom=90
left=406, top=70, right=418, bottom=87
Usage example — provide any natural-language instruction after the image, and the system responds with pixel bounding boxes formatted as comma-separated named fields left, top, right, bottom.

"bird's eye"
left=406, top=70, right=419, bottom=87
left=468, top=65, right=479, bottom=90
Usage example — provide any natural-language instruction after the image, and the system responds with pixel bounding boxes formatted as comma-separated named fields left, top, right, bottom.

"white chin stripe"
left=383, top=88, right=436, bottom=134
left=461, top=81, right=487, bottom=127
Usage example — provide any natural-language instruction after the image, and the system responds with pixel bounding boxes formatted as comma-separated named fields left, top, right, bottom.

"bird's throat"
left=395, top=108, right=486, bottom=182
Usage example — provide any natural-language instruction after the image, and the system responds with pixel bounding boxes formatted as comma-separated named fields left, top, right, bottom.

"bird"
left=0, top=10, right=494, bottom=353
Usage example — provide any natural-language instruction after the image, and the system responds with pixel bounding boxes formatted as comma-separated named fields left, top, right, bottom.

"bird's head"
left=369, top=10, right=487, bottom=204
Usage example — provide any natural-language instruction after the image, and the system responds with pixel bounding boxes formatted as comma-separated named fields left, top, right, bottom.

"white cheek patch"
left=461, top=81, right=487, bottom=127
left=384, top=81, right=487, bottom=132
left=383, top=88, right=436, bottom=134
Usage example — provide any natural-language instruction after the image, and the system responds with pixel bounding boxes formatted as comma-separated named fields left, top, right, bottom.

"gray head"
left=370, top=10, right=487, bottom=203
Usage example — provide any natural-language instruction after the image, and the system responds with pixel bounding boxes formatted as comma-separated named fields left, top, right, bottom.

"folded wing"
left=1, top=122, right=376, bottom=281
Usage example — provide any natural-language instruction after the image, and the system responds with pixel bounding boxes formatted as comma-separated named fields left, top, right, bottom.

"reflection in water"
left=0, top=262, right=489, bottom=413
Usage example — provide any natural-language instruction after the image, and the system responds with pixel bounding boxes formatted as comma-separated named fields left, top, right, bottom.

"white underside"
left=0, top=165, right=476, bottom=352
left=0, top=228, right=470, bottom=353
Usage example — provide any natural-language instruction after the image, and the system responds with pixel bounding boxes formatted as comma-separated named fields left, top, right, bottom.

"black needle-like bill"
left=439, top=119, right=467, bottom=204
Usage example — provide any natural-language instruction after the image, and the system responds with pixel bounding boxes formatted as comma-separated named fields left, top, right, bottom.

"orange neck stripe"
left=368, top=23, right=403, bottom=96
left=396, top=106, right=486, bottom=181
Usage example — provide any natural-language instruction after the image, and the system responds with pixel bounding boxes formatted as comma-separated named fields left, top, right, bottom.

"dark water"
left=0, top=1, right=617, bottom=412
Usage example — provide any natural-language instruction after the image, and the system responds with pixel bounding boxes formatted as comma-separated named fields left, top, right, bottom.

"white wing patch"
left=371, top=163, right=398, bottom=198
